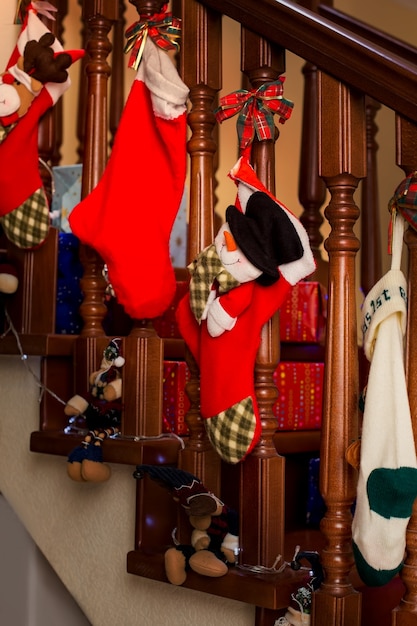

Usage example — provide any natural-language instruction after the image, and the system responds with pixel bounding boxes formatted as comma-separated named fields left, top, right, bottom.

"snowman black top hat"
left=226, top=191, right=304, bottom=286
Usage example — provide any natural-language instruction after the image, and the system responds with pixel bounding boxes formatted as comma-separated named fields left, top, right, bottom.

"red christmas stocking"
left=176, top=158, right=316, bottom=463
left=0, top=6, right=83, bottom=248
left=69, top=38, right=189, bottom=319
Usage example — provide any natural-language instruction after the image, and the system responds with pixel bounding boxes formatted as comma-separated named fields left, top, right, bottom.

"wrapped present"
left=280, top=281, right=327, bottom=343
left=51, top=164, right=83, bottom=232
left=162, top=360, right=190, bottom=435
left=55, top=233, right=83, bottom=334
left=153, top=279, right=189, bottom=338
left=273, top=361, right=324, bottom=430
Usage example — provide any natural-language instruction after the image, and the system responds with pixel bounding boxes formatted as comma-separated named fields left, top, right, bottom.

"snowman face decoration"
left=214, top=222, right=262, bottom=284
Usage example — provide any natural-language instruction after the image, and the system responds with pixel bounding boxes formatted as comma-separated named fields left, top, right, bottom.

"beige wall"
left=0, top=2, right=416, bottom=625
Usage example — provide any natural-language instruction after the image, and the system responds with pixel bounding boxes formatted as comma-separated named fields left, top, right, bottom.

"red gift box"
left=280, top=282, right=327, bottom=343
left=153, top=280, right=189, bottom=338
left=162, top=360, right=190, bottom=435
left=273, top=361, right=324, bottom=430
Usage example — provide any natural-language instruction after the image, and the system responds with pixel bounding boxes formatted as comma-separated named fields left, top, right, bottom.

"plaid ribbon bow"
left=124, top=3, right=181, bottom=70
left=215, top=79, right=293, bottom=152
left=15, top=1, right=57, bottom=24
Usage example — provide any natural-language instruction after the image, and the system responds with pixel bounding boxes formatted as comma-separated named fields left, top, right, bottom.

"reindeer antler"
left=23, top=33, right=72, bottom=84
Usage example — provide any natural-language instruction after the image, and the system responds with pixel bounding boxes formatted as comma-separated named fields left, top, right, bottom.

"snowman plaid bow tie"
left=215, top=80, right=293, bottom=152
left=188, top=244, right=241, bottom=323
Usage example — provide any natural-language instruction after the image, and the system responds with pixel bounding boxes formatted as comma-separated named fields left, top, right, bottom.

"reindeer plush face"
left=0, top=32, right=72, bottom=123
left=0, top=60, right=42, bottom=120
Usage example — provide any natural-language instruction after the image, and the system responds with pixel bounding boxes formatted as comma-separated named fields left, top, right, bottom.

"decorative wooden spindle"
left=392, top=116, right=417, bottom=626
left=37, top=0, right=68, bottom=201
left=77, top=0, right=89, bottom=162
left=298, top=61, right=327, bottom=284
left=358, top=96, right=382, bottom=392
left=108, top=1, right=168, bottom=442
left=311, top=72, right=364, bottom=626
left=109, top=0, right=127, bottom=146
left=172, top=0, right=222, bottom=494
left=78, top=1, right=118, bottom=337
left=239, top=27, right=287, bottom=573
left=360, top=96, right=382, bottom=296
left=129, top=0, right=162, bottom=13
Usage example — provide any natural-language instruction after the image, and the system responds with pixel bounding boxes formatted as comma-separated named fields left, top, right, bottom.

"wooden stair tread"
left=30, top=430, right=182, bottom=466
left=127, top=528, right=324, bottom=609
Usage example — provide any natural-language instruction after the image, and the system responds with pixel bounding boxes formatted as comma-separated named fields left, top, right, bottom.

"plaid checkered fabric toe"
left=205, top=396, right=257, bottom=464
left=1, top=188, right=50, bottom=249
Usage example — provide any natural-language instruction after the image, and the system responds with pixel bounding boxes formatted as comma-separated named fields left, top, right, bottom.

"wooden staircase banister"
left=13, top=1, right=417, bottom=624
left=198, top=0, right=417, bottom=122
left=319, top=4, right=417, bottom=66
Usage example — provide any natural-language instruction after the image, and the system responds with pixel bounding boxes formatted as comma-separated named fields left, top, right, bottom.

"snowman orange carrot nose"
left=224, top=230, right=237, bottom=252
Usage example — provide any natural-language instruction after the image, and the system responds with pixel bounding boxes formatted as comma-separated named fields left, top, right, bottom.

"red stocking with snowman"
left=176, top=158, right=315, bottom=464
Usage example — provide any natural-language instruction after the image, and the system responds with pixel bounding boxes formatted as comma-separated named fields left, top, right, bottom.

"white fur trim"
left=136, top=38, right=189, bottom=120
left=221, top=532, right=238, bottom=553
left=65, top=394, right=88, bottom=415
left=8, top=64, right=39, bottom=95
left=191, top=529, right=209, bottom=549
left=206, top=297, right=237, bottom=337
left=277, top=209, right=316, bottom=285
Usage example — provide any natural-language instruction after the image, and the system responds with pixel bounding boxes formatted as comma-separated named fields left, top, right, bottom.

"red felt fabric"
left=69, top=76, right=187, bottom=319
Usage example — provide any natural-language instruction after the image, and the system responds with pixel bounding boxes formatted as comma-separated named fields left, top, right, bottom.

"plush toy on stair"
left=134, top=465, right=239, bottom=585
left=0, top=2, right=84, bottom=249
left=0, top=262, right=19, bottom=295
left=65, top=339, right=125, bottom=483
left=176, top=157, right=316, bottom=464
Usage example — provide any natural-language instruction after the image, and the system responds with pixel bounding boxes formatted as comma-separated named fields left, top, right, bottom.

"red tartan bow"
left=124, top=4, right=181, bottom=70
left=215, top=79, right=293, bottom=152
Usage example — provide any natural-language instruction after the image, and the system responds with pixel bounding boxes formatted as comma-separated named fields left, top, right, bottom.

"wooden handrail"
left=199, top=0, right=417, bottom=122
left=319, top=4, right=417, bottom=66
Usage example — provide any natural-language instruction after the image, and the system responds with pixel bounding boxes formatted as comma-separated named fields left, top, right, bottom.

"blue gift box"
left=56, top=233, right=83, bottom=334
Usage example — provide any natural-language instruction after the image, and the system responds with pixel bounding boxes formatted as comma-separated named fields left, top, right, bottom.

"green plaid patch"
left=188, top=243, right=240, bottom=322
left=205, top=396, right=256, bottom=464
left=1, top=187, right=50, bottom=249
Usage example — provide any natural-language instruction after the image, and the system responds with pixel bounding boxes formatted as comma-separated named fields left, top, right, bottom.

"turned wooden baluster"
left=361, top=96, right=382, bottom=295
left=311, top=72, right=364, bottom=626
left=77, top=0, right=89, bottom=162
left=298, top=61, right=327, bottom=284
left=239, top=30, right=288, bottom=626
left=109, top=0, right=126, bottom=146
left=359, top=96, right=382, bottom=392
left=172, top=0, right=222, bottom=493
left=37, top=0, right=68, bottom=201
left=392, top=116, right=417, bottom=626
left=78, top=1, right=118, bottom=336
left=114, top=0, right=172, bottom=440
left=71, top=3, right=118, bottom=426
